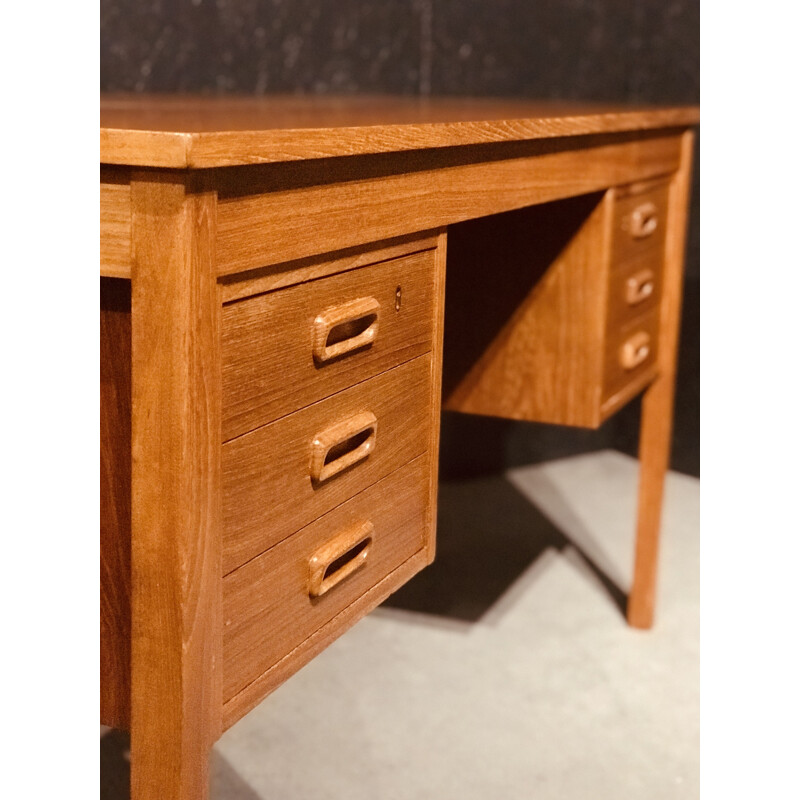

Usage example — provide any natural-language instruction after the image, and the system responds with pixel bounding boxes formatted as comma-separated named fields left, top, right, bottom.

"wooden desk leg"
left=129, top=173, right=222, bottom=798
left=627, top=131, right=695, bottom=629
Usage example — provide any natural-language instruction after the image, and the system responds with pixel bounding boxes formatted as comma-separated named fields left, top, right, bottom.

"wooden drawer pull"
left=312, top=297, right=380, bottom=363
left=627, top=201, right=659, bottom=239
left=625, top=268, right=656, bottom=305
left=310, top=411, right=377, bottom=484
left=308, top=520, right=373, bottom=598
left=619, top=331, right=652, bottom=370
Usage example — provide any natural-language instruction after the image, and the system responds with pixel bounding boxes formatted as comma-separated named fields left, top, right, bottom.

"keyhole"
left=395, top=286, right=402, bottom=311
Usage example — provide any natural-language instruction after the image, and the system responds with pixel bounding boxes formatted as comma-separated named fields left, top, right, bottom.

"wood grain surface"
left=222, top=248, right=436, bottom=440
left=222, top=355, right=431, bottom=574
left=223, top=456, right=428, bottom=702
left=129, top=174, right=222, bottom=800
left=100, top=95, right=699, bottom=168
left=100, top=278, right=132, bottom=730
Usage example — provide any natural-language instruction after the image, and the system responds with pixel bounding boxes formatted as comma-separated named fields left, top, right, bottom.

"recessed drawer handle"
left=312, top=297, right=380, bottom=363
left=620, top=331, right=652, bottom=370
left=625, top=268, right=656, bottom=305
left=308, top=520, right=373, bottom=598
left=310, top=411, right=378, bottom=484
left=628, top=201, right=659, bottom=239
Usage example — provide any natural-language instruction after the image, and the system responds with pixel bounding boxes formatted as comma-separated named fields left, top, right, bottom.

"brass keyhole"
left=395, top=286, right=402, bottom=311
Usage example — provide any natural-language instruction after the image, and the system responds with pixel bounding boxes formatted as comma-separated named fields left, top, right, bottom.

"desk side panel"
left=442, top=192, right=610, bottom=427
left=100, top=277, right=132, bottom=729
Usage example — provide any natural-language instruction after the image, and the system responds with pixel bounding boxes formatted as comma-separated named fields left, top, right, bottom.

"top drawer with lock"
left=611, top=181, right=670, bottom=268
left=222, top=248, right=437, bottom=441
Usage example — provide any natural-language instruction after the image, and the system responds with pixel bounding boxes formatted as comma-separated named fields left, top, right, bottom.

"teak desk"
left=100, top=96, right=699, bottom=799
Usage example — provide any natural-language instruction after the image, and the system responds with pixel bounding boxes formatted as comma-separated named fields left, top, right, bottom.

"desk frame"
left=101, top=118, right=695, bottom=799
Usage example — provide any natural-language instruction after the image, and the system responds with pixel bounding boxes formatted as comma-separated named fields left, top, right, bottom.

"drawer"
left=606, top=257, right=662, bottom=333
left=222, top=355, right=431, bottom=574
left=223, top=455, right=429, bottom=702
left=612, top=182, right=669, bottom=269
left=222, top=248, right=437, bottom=441
left=602, top=310, right=660, bottom=403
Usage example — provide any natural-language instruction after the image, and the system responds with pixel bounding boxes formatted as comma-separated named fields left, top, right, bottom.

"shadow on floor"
left=383, top=471, right=627, bottom=622
left=100, top=729, right=129, bottom=800
left=101, top=729, right=261, bottom=800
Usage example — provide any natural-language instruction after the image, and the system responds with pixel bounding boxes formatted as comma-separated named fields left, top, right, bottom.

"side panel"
left=443, top=192, right=611, bottom=428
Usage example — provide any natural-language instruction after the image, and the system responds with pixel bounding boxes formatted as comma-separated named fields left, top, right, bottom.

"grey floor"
left=101, top=448, right=700, bottom=799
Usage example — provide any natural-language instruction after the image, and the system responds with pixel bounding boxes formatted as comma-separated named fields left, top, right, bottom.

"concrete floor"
left=101, top=449, right=699, bottom=799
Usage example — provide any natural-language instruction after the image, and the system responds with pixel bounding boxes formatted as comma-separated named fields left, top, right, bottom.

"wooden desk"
left=100, top=96, right=699, bottom=799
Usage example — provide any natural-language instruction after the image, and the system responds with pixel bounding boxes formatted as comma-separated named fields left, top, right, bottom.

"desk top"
left=100, top=95, right=699, bottom=169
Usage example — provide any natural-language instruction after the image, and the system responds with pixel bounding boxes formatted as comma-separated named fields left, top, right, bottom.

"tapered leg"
left=627, top=131, right=695, bottom=629
left=129, top=172, right=222, bottom=798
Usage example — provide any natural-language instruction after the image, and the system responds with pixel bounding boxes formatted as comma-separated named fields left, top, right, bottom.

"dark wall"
left=101, top=1, right=699, bottom=476
left=101, top=1, right=698, bottom=102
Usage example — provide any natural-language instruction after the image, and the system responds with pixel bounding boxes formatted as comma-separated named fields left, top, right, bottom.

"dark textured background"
left=100, top=0, right=699, bottom=476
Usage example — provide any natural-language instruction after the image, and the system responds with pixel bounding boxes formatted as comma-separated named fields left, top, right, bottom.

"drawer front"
left=222, top=355, right=431, bottom=574
left=602, top=311, right=660, bottom=402
left=606, top=256, right=663, bottom=333
left=612, top=182, right=669, bottom=269
left=222, top=248, right=436, bottom=441
left=223, top=456, right=429, bottom=702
